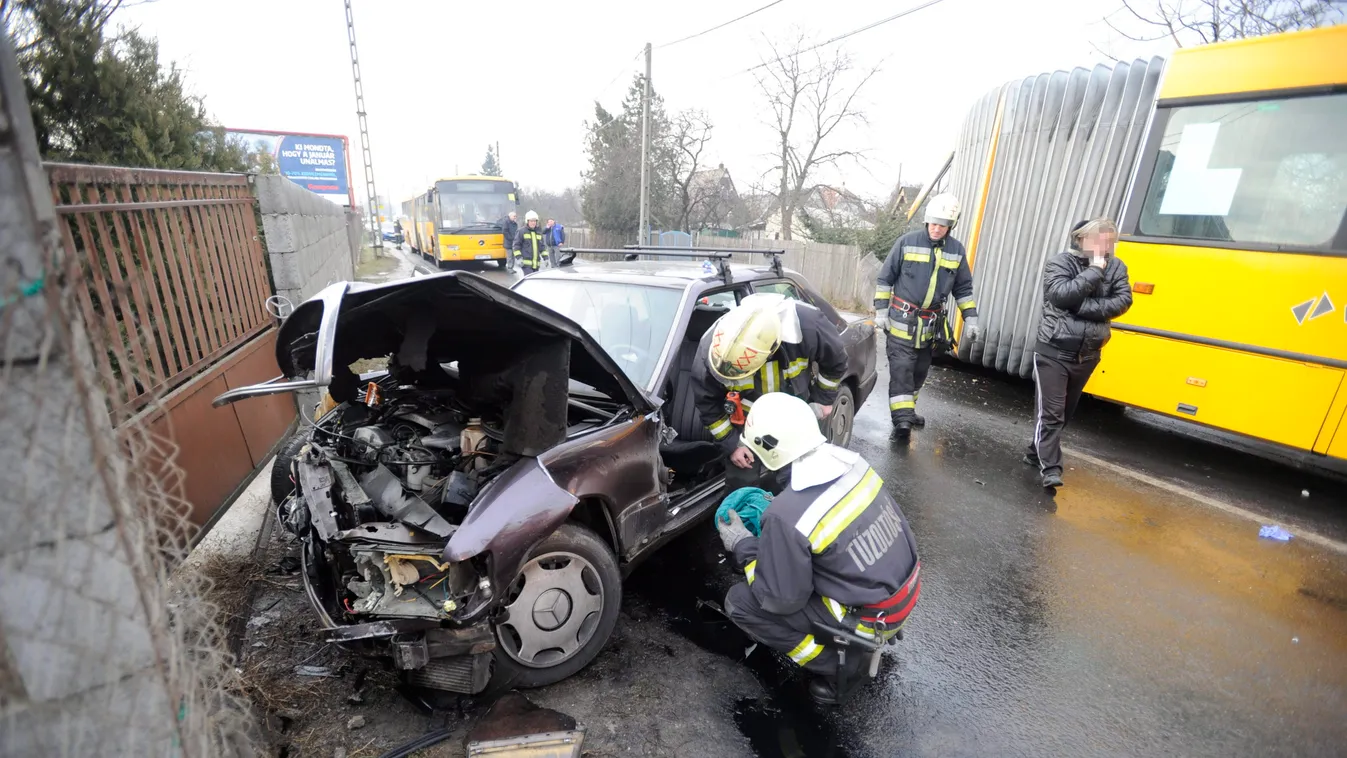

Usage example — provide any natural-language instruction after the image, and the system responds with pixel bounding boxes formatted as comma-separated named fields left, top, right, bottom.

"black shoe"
left=890, top=421, right=911, bottom=441
left=1041, top=473, right=1064, bottom=489
left=912, top=414, right=926, bottom=428
left=1022, top=452, right=1040, bottom=467
left=808, top=677, right=840, bottom=706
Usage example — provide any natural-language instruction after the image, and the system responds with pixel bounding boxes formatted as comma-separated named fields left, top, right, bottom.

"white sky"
left=120, top=0, right=1174, bottom=210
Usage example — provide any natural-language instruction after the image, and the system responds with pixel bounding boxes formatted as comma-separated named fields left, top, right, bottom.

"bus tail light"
left=1133, top=283, right=1155, bottom=294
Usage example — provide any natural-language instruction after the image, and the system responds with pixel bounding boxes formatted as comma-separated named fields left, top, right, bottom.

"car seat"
left=659, top=304, right=728, bottom=478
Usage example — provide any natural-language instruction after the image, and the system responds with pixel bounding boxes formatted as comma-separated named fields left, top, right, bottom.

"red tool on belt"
left=725, top=391, right=747, bottom=425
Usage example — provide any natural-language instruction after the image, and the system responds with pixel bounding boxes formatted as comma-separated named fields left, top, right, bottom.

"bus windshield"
left=1136, top=92, right=1347, bottom=251
left=436, top=180, right=515, bottom=233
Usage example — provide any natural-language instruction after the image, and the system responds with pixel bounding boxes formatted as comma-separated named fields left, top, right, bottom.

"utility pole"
left=637, top=42, right=651, bottom=246
left=496, top=141, right=501, bottom=176
left=344, top=0, right=383, bottom=257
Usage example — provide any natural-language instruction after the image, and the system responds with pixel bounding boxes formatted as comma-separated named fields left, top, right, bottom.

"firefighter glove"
left=716, top=509, right=753, bottom=551
left=874, top=310, right=888, bottom=330
left=963, top=316, right=981, bottom=343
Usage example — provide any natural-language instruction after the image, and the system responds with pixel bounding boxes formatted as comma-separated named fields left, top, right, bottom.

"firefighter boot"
left=890, top=420, right=912, bottom=442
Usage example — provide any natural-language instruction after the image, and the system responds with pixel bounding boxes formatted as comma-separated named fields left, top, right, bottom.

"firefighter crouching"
left=692, top=294, right=848, bottom=493
left=874, top=192, right=981, bottom=441
left=717, top=393, right=922, bottom=705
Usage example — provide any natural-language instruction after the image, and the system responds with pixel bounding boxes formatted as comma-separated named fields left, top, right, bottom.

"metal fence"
left=47, top=164, right=272, bottom=422
left=949, top=57, right=1165, bottom=377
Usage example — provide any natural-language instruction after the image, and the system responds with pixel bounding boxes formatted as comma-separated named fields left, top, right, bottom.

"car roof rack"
left=554, top=246, right=787, bottom=285
left=623, top=245, right=788, bottom=281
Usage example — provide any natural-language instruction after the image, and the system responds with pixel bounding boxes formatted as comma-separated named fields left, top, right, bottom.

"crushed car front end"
left=219, top=272, right=653, bottom=694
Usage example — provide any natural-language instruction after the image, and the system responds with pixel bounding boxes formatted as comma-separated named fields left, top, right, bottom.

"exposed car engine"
left=281, top=382, right=520, bottom=627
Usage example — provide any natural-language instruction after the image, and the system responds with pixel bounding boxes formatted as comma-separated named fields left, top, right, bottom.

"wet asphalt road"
left=626, top=355, right=1347, bottom=758
left=374, top=246, right=1347, bottom=756
left=828, top=362, right=1347, bottom=758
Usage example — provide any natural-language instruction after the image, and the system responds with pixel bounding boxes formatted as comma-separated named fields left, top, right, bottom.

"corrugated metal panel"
left=949, top=57, right=1165, bottom=377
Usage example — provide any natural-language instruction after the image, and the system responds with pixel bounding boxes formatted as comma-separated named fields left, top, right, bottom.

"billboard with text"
left=227, top=129, right=353, bottom=206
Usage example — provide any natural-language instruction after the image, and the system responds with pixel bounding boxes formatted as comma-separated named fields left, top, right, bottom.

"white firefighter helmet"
left=707, top=301, right=782, bottom=384
left=525, top=210, right=539, bottom=223
left=741, top=393, right=827, bottom=471
left=924, top=193, right=962, bottom=229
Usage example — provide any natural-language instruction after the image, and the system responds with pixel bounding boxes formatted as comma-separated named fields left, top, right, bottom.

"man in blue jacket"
left=544, top=218, right=565, bottom=260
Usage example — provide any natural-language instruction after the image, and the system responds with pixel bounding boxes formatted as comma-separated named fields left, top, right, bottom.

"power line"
left=656, top=0, right=788, bottom=49
left=740, top=0, right=949, bottom=76
left=595, top=48, right=645, bottom=101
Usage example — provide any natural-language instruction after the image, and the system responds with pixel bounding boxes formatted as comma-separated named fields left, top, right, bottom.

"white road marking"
left=1064, top=445, right=1347, bottom=556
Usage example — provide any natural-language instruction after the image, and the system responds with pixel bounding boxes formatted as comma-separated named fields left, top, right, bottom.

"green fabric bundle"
left=715, top=487, right=774, bottom=537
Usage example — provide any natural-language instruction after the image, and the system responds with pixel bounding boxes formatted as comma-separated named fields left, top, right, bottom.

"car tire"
left=270, top=432, right=310, bottom=505
left=489, top=523, right=622, bottom=689
left=825, top=384, right=856, bottom=448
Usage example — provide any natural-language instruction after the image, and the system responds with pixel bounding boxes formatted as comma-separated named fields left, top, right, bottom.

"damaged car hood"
left=273, top=272, right=653, bottom=412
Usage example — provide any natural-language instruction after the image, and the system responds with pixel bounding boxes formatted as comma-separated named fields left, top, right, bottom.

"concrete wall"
left=255, top=174, right=356, bottom=307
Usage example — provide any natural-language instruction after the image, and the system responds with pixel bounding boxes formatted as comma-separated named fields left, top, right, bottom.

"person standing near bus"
left=502, top=210, right=519, bottom=272
left=512, top=210, right=550, bottom=275
left=873, top=193, right=980, bottom=441
left=1025, top=218, right=1132, bottom=489
left=545, top=218, right=565, bottom=261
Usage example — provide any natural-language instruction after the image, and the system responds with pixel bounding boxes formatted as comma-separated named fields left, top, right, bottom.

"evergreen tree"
left=8, top=0, right=248, bottom=171
left=481, top=144, right=501, bottom=177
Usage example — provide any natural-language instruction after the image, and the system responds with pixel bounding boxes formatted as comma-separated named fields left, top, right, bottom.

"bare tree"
left=1105, top=0, right=1340, bottom=46
left=668, top=109, right=721, bottom=232
left=753, top=34, right=877, bottom=241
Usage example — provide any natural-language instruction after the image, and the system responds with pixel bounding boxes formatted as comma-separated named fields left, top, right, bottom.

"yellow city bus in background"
left=1096, top=25, right=1347, bottom=460
left=400, top=176, right=519, bottom=268
left=949, top=24, right=1346, bottom=463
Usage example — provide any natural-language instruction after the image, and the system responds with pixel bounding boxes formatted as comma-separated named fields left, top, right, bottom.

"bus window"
left=1135, top=93, right=1347, bottom=251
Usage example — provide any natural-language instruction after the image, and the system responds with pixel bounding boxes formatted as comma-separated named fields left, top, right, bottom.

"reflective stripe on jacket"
left=874, top=230, right=977, bottom=347
left=731, top=454, right=920, bottom=618
left=513, top=227, right=550, bottom=267
left=691, top=302, right=848, bottom=454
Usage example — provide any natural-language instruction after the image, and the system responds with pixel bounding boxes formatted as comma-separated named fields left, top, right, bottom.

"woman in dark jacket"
left=1026, top=218, right=1132, bottom=489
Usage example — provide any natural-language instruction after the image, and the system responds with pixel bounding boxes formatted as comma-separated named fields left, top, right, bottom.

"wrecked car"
left=215, top=253, right=876, bottom=694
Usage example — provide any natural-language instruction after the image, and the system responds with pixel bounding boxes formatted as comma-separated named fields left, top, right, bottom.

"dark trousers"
left=886, top=337, right=932, bottom=424
left=1028, top=352, right=1099, bottom=477
left=724, top=583, right=844, bottom=676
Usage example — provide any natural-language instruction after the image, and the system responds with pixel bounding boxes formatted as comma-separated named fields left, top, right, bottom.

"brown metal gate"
left=48, top=163, right=294, bottom=524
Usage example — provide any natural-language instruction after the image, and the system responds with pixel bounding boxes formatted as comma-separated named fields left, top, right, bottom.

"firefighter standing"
left=718, top=393, right=922, bottom=705
left=874, top=193, right=980, bottom=440
left=512, top=210, right=550, bottom=274
left=692, top=294, right=848, bottom=493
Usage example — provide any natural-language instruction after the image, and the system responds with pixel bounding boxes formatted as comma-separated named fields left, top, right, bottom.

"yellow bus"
left=401, top=176, right=519, bottom=268
left=1095, top=25, right=1347, bottom=460
left=949, top=24, right=1347, bottom=462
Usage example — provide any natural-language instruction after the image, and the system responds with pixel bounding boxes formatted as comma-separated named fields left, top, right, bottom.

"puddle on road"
left=626, top=530, right=853, bottom=758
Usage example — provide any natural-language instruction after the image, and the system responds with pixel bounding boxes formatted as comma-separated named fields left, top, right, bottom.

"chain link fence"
left=0, top=34, right=253, bottom=757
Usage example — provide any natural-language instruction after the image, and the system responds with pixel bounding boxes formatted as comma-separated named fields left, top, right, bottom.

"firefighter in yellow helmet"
left=691, top=293, right=848, bottom=492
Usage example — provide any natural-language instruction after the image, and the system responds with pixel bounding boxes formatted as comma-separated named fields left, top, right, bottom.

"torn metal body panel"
left=443, top=458, right=579, bottom=593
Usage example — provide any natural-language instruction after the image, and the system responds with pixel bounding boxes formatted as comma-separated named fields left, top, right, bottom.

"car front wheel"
left=825, top=384, right=856, bottom=447
left=491, top=523, right=621, bottom=688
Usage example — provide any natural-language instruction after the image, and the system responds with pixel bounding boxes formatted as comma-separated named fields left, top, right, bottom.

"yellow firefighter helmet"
left=707, top=303, right=783, bottom=384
